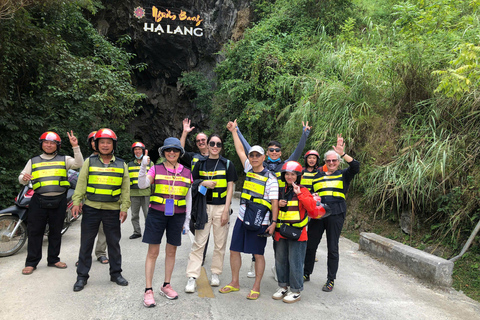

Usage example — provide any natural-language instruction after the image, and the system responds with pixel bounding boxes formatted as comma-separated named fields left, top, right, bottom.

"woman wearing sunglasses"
left=185, top=134, right=238, bottom=293
left=303, top=134, right=360, bottom=292
left=137, top=137, right=193, bottom=306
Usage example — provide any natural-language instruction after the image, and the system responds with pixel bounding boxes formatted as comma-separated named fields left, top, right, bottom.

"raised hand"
left=183, top=118, right=195, bottom=133
left=226, top=119, right=237, bottom=133
left=142, top=149, right=150, bottom=166
left=302, top=121, right=311, bottom=132
left=67, top=130, right=78, bottom=147
left=333, top=133, right=345, bottom=155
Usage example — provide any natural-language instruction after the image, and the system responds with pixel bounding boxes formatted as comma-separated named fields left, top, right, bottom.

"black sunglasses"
left=209, top=141, right=223, bottom=148
left=164, top=148, right=180, bottom=153
left=196, top=138, right=206, bottom=143
left=268, top=148, right=281, bottom=152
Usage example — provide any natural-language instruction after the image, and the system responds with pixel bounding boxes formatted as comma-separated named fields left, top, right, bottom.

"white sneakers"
left=185, top=277, right=196, bottom=293
left=210, top=274, right=220, bottom=287
left=272, top=287, right=288, bottom=300
left=283, top=291, right=301, bottom=303
left=247, top=260, right=255, bottom=278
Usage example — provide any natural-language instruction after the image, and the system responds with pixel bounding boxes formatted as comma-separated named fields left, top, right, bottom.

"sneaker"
left=210, top=274, right=220, bottom=287
left=143, top=290, right=156, bottom=308
left=303, top=274, right=310, bottom=282
left=271, top=265, right=278, bottom=282
left=272, top=287, right=288, bottom=300
left=322, top=279, right=334, bottom=292
left=185, top=277, right=196, bottom=293
left=283, top=291, right=301, bottom=303
left=247, top=260, right=255, bottom=278
left=160, top=284, right=179, bottom=299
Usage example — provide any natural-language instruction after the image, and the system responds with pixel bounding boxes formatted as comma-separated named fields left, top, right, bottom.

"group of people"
left=18, top=118, right=359, bottom=306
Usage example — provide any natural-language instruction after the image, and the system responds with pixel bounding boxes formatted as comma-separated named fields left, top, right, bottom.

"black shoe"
left=111, top=275, right=129, bottom=286
left=303, top=274, right=310, bottom=282
left=129, top=234, right=141, bottom=239
left=73, top=279, right=87, bottom=292
left=322, top=279, right=334, bottom=292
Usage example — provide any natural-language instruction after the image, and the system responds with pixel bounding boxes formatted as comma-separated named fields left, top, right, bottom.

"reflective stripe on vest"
left=276, top=194, right=308, bottom=228
left=31, top=155, right=70, bottom=194
left=240, top=170, right=272, bottom=210
left=128, top=160, right=153, bottom=189
left=300, top=171, right=317, bottom=192
left=191, top=154, right=206, bottom=171
left=275, top=171, right=285, bottom=188
left=313, top=174, right=345, bottom=200
left=86, top=156, right=125, bottom=202
left=150, top=164, right=191, bottom=214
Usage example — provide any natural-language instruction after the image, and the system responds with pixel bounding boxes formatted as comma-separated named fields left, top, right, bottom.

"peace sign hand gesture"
left=67, top=130, right=78, bottom=147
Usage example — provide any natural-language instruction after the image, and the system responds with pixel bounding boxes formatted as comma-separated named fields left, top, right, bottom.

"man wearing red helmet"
left=86, top=131, right=109, bottom=265
left=128, top=142, right=153, bottom=239
left=19, top=131, right=84, bottom=275
left=71, top=128, right=131, bottom=292
left=272, top=161, right=317, bottom=303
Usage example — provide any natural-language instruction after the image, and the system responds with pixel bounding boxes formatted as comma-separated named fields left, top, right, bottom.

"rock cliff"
left=91, top=0, right=252, bottom=158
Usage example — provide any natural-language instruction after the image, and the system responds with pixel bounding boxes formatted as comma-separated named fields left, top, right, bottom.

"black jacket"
left=190, top=179, right=208, bottom=230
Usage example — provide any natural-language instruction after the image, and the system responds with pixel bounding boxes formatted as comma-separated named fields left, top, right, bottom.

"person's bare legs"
left=164, top=243, right=177, bottom=282
left=220, top=250, right=241, bottom=291
left=249, top=254, right=264, bottom=298
left=145, top=244, right=160, bottom=288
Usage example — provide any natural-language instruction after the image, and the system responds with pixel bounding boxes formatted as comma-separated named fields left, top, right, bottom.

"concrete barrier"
left=359, top=232, right=454, bottom=287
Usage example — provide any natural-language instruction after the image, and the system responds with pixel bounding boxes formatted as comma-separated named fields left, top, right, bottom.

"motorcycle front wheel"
left=0, top=215, right=27, bottom=257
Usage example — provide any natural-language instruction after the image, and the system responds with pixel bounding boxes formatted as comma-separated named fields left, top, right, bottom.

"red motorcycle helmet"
left=94, top=128, right=117, bottom=154
left=131, top=142, right=145, bottom=155
left=280, top=161, right=303, bottom=185
left=87, top=131, right=97, bottom=151
left=309, top=194, right=331, bottom=219
left=304, top=150, right=320, bottom=168
left=39, top=131, right=61, bottom=153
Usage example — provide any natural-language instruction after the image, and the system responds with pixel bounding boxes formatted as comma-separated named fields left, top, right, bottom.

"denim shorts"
left=142, top=207, right=185, bottom=246
left=229, top=218, right=268, bottom=255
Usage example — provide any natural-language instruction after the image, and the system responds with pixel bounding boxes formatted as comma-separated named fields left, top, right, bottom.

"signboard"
left=134, top=6, right=204, bottom=37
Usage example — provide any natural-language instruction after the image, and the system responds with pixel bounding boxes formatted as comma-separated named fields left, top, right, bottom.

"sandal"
left=219, top=285, right=240, bottom=294
left=97, top=256, right=109, bottom=264
left=22, top=266, right=36, bottom=275
left=48, top=261, right=67, bottom=269
left=246, top=290, right=260, bottom=300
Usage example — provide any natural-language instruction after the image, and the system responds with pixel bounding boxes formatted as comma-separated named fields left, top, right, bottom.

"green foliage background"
left=0, top=0, right=145, bottom=204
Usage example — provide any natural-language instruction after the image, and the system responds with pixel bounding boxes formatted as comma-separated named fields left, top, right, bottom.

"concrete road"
left=1, top=198, right=479, bottom=320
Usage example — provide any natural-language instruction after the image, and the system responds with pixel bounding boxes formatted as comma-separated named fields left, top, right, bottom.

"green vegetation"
left=211, top=0, right=480, bottom=299
left=0, top=0, right=145, bottom=203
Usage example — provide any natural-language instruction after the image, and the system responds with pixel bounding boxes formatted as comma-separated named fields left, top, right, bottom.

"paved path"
left=1, top=199, right=479, bottom=320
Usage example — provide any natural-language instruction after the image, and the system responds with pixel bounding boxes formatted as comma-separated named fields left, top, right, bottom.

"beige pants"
left=186, top=204, right=229, bottom=278
left=94, top=222, right=107, bottom=258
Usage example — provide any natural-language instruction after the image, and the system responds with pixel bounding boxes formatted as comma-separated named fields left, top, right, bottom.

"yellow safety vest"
left=313, top=174, right=346, bottom=200
left=86, top=156, right=125, bottom=202
left=277, top=194, right=308, bottom=228
left=128, top=160, right=153, bottom=189
left=31, top=155, right=70, bottom=194
left=240, top=169, right=272, bottom=210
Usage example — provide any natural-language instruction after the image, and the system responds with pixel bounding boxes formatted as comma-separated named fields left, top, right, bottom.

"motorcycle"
left=0, top=182, right=79, bottom=257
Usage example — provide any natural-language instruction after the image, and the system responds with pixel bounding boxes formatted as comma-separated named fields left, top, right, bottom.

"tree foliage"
left=0, top=0, right=145, bottom=205
left=211, top=0, right=480, bottom=248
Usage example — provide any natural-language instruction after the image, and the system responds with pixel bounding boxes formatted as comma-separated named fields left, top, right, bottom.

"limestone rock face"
left=92, top=0, right=252, bottom=156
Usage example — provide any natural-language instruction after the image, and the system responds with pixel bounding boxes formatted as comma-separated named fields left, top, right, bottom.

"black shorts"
left=142, top=207, right=186, bottom=246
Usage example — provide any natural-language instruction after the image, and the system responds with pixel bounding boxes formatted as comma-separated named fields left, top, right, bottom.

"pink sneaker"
left=160, top=284, right=178, bottom=300
left=143, top=290, right=156, bottom=308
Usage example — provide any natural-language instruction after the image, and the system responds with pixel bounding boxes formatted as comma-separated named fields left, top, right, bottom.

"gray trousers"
left=130, top=196, right=149, bottom=235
